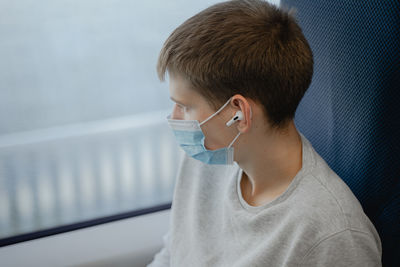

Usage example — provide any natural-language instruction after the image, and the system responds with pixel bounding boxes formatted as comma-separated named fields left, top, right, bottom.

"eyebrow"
left=170, top=96, right=186, bottom=106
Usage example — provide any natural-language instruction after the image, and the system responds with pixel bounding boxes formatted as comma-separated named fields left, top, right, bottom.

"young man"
left=148, top=0, right=382, bottom=266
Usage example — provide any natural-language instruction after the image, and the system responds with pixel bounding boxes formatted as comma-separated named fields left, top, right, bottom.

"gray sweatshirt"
left=148, top=133, right=382, bottom=266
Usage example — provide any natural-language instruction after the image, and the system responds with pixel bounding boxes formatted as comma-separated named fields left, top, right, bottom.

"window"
left=0, top=0, right=227, bottom=245
left=0, top=0, right=280, bottom=246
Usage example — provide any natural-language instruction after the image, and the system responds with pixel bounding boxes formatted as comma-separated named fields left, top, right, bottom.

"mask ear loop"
left=228, top=132, right=241, bottom=148
left=199, top=97, right=232, bottom=126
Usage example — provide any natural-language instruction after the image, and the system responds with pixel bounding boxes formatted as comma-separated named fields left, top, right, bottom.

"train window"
left=0, top=0, right=233, bottom=245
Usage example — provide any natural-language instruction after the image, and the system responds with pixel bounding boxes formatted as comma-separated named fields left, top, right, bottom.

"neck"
left=237, top=121, right=303, bottom=202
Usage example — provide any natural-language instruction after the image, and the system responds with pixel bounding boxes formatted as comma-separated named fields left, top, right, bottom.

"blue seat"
left=280, top=1, right=400, bottom=266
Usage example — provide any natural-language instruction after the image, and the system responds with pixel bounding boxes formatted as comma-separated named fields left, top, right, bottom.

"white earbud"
left=226, top=111, right=244, bottom=126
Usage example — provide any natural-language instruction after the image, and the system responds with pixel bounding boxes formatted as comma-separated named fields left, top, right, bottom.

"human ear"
left=230, top=94, right=252, bottom=133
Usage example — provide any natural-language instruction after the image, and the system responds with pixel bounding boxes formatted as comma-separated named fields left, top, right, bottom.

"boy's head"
left=158, top=0, right=313, bottom=130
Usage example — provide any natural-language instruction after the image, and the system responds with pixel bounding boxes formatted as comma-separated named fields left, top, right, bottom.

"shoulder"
left=304, top=151, right=378, bottom=233
left=293, top=134, right=378, bottom=234
left=284, top=150, right=382, bottom=254
left=298, top=228, right=382, bottom=266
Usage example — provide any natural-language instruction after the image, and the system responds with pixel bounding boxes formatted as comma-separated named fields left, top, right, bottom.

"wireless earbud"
left=226, top=111, right=244, bottom=126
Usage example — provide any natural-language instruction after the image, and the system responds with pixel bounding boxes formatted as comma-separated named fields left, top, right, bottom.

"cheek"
left=203, top=134, right=220, bottom=150
left=202, top=121, right=229, bottom=150
left=184, top=107, right=201, bottom=121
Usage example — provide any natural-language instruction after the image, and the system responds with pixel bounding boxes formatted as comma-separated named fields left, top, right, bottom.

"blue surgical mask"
left=167, top=98, right=241, bottom=165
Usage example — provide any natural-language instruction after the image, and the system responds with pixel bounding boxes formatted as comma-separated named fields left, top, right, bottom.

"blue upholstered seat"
left=280, top=1, right=400, bottom=266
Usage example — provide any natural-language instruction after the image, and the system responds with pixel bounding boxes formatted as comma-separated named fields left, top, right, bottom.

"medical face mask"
left=167, top=98, right=241, bottom=165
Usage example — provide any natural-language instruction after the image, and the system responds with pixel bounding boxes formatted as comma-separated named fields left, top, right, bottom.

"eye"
left=177, top=104, right=188, bottom=112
